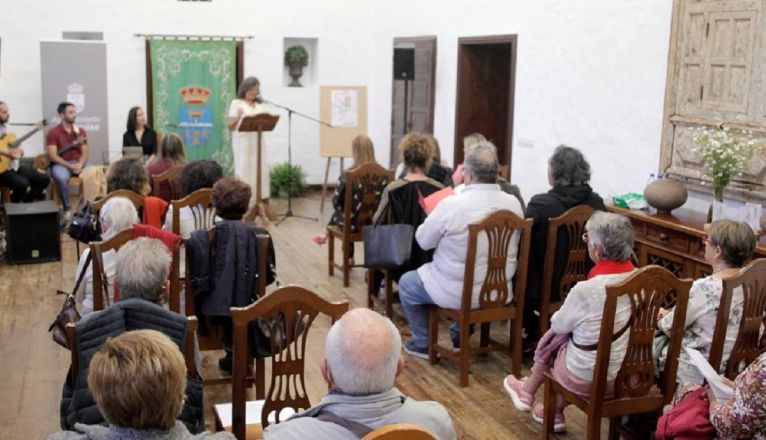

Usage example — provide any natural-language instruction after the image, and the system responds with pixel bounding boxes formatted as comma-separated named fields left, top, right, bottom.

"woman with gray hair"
left=504, top=211, right=636, bottom=433
left=523, top=145, right=606, bottom=342
left=74, top=197, right=138, bottom=315
left=228, top=76, right=270, bottom=219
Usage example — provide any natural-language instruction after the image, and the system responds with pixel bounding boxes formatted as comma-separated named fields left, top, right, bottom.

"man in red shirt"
left=47, top=102, right=88, bottom=213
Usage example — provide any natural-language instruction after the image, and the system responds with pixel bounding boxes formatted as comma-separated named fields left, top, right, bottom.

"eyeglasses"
left=582, top=232, right=590, bottom=243
left=702, top=235, right=715, bottom=246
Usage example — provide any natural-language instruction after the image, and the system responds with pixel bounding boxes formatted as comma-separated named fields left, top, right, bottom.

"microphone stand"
left=262, top=98, right=330, bottom=226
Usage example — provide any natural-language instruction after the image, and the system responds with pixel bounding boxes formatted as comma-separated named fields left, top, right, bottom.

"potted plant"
left=270, top=162, right=307, bottom=198
left=284, top=45, right=309, bottom=87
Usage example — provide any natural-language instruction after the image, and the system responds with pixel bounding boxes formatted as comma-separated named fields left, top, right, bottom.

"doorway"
left=390, top=36, right=437, bottom=168
left=453, top=35, right=517, bottom=177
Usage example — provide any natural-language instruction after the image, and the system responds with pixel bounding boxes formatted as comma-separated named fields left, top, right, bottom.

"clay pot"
left=288, top=63, right=304, bottom=87
left=644, top=179, right=688, bottom=215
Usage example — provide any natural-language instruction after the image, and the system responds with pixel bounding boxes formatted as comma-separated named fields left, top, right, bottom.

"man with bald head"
left=263, top=308, right=456, bottom=439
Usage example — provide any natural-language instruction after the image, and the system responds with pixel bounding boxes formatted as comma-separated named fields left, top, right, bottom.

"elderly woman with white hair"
left=73, top=197, right=138, bottom=315
left=263, top=308, right=457, bottom=439
left=504, top=211, right=636, bottom=433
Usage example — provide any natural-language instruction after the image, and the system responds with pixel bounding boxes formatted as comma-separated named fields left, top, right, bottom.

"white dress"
left=228, top=99, right=270, bottom=201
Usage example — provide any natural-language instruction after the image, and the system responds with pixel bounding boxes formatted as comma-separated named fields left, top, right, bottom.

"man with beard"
left=0, top=101, right=49, bottom=202
left=46, top=101, right=89, bottom=213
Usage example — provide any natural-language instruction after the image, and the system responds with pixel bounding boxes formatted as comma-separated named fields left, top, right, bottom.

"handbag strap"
left=92, top=243, right=112, bottom=307
left=61, top=252, right=93, bottom=300
left=571, top=318, right=632, bottom=352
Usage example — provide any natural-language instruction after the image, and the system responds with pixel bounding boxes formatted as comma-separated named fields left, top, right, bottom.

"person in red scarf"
left=502, top=211, right=637, bottom=433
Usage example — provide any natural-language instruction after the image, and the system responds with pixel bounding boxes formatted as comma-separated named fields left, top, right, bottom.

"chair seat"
left=327, top=224, right=362, bottom=241
left=214, top=400, right=297, bottom=439
left=436, top=304, right=519, bottom=324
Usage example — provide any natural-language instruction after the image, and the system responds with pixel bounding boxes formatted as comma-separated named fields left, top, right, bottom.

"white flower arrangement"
left=692, top=126, right=759, bottom=201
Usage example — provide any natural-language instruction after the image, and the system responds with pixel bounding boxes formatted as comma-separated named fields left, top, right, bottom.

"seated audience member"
left=707, top=350, right=766, bottom=438
left=263, top=308, right=457, bottom=440
left=370, top=133, right=443, bottom=292
left=163, top=159, right=224, bottom=238
left=654, top=220, right=757, bottom=388
left=122, top=105, right=157, bottom=160
left=60, top=238, right=205, bottom=434
left=186, top=176, right=275, bottom=372
left=504, top=212, right=635, bottom=433
left=146, top=131, right=187, bottom=201
left=395, top=135, right=453, bottom=187
left=53, top=330, right=230, bottom=440
left=522, top=145, right=605, bottom=342
left=106, top=157, right=150, bottom=195
left=398, top=141, right=523, bottom=358
left=74, top=197, right=138, bottom=315
left=313, top=134, right=381, bottom=247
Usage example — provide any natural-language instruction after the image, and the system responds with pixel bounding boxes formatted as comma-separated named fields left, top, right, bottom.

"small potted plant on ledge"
left=693, top=126, right=759, bottom=221
left=284, top=45, right=309, bottom=87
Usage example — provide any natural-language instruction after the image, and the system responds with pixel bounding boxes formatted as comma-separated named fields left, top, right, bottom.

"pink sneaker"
left=312, top=233, right=327, bottom=245
left=503, top=375, right=533, bottom=412
left=532, top=403, right=566, bottom=433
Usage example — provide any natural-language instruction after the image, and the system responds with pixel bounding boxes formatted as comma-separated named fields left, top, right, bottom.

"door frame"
left=390, top=35, right=437, bottom=167
left=453, top=34, right=517, bottom=178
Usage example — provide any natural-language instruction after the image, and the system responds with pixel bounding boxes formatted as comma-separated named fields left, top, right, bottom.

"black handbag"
left=48, top=253, right=91, bottom=349
left=362, top=223, right=414, bottom=269
left=67, top=201, right=101, bottom=243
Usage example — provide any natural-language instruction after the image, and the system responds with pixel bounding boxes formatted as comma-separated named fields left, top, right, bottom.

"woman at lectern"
left=228, top=76, right=269, bottom=221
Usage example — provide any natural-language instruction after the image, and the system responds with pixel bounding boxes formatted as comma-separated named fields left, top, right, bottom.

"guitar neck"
left=9, top=126, right=43, bottom=148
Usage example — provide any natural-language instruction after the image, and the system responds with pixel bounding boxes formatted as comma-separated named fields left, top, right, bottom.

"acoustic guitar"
left=0, top=120, right=48, bottom=173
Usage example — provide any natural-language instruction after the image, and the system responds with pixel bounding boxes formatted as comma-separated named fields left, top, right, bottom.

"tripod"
left=263, top=99, right=330, bottom=226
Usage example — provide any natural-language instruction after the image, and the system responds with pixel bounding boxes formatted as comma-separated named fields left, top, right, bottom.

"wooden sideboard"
left=607, top=205, right=766, bottom=279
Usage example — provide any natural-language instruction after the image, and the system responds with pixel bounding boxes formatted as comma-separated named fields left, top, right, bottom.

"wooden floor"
left=0, top=192, right=607, bottom=439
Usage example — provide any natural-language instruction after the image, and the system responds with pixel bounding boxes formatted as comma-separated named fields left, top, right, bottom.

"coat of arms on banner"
left=67, top=82, right=86, bottom=113
left=179, top=85, right=213, bottom=147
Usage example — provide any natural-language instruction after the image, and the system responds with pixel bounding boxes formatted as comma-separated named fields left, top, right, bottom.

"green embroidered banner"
left=150, top=40, right=236, bottom=174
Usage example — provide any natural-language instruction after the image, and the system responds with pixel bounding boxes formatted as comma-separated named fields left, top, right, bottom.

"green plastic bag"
left=613, top=193, right=647, bottom=210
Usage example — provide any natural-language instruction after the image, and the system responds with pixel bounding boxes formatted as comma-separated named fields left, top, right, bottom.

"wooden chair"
left=50, top=176, right=84, bottom=206
left=214, top=286, right=349, bottom=440
left=708, top=258, right=766, bottom=380
left=90, top=228, right=182, bottom=312
left=539, top=205, right=595, bottom=334
left=428, top=210, right=532, bottom=387
left=361, top=423, right=437, bottom=440
left=151, top=164, right=185, bottom=201
left=0, top=186, right=10, bottom=203
left=92, top=189, right=144, bottom=214
left=328, top=162, right=394, bottom=287
left=541, top=265, right=693, bottom=439
left=170, top=188, right=216, bottom=237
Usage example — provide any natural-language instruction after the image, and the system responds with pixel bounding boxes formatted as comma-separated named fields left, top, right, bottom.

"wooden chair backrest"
left=170, top=188, right=215, bottom=236
left=230, top=286, right=349, bottom=440
left=709, top=258, right=766, bottom=379
left=460, top=210, right=532, bottom=314
left=499, top=164, right=509, bottom=180
left=541, top=205, right=595, bottom=303
left=90, top=229, right=134, bottom=311
left=65, top=315, right=199, bottom=385
left=151, top=164, right=185, bottom=200
left=343, top=162, right=394, bottom=238
left=592, top=266, right=692, bottom=405
left=92, top=189, right=144, bottom=213
left=361, top=423, right=437, bottom=440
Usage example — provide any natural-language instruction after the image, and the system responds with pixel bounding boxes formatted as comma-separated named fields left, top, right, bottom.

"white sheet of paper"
left=683, top=346, right=734, bottom=400
left=744, top=202, right=763, bottom=232
left=215, top=400, right=296, bottom=428
left=712, top=200, right=726, bottom=222
left=330, top=90, right=358, bottom=127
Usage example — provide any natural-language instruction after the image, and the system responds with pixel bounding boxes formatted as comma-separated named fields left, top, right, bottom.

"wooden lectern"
left=238, top=114, right=280, bottom=207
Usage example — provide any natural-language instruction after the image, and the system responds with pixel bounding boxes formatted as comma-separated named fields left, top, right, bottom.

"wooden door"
left=390, top=36, right=437, bottom=168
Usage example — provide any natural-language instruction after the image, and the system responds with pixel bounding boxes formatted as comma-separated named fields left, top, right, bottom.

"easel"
left=238, top=114, right=280, bottom=217
left=320, top=156, right=347, bottom=213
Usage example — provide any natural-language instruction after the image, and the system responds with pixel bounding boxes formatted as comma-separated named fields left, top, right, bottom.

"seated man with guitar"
left=0, top=101, right=50, bottom=203
left=46, top=101, right=88, bottom=214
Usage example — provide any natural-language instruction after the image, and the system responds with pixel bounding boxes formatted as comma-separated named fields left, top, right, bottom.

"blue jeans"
left=399, top=270, right=460, bottom=348
left=51, top=160, right=87, bottom=210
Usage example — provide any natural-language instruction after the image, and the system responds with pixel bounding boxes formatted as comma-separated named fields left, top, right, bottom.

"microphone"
left=255, top=94, right=264, bottom=104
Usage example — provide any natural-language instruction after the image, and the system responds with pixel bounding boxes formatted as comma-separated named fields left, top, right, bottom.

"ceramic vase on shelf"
left=644, top=178, right=688, bottom=215
left=706, top=185, right=725, bottom=223
left=288, top=62, right=304, bottom=87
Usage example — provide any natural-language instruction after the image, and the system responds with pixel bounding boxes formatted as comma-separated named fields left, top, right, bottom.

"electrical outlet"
left=518, top=138, right=534, bottom=149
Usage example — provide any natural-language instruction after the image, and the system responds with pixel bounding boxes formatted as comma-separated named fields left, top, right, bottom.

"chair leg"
left=327, top=232, right=334, bottom=276
left=539, top=300, right=549, bottom=336
left=459, top=322, right=471, bottom=387
left=480, top=322, right=490, bottom=348
left=608, top=417, right=620, bottom=440
left=342, top=239, right=350, bottom=287
left=366, top=269, right=374, bottom=310
left=428, top=307, right=438, bottom=364
left=384, top=272, right=393, bottom=318
left=543, top=378, right=556, bottom=440
left=255, top=357, right=265, bottom=400
left=512, top=315, right=523, bottom=377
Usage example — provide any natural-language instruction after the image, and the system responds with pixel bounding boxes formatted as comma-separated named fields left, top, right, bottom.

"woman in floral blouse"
left=654, top=219, right=757, bottom=386
left=708, top=350, right=766, bottom=439
left=313, top=135, right=381, bottom=256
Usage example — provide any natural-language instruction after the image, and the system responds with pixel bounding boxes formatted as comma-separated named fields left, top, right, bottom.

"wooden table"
left=607, top=204, right=766, bottom=278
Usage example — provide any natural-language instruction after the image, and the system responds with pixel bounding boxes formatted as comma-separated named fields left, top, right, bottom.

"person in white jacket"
left=399, top=141, right=524, bottom=359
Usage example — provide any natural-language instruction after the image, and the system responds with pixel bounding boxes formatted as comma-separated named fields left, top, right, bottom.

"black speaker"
left=5, top=201, right=61, bottom=264
left=393, top=48, right=415, bottom=80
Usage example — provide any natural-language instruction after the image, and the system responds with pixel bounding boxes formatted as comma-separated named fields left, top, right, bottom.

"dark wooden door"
left=390, top=36, right=437, bottom=167
left=453, top=35, right=517, bottom=177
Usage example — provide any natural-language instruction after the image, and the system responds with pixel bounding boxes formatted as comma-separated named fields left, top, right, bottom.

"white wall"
left=0, top=0, right=676, bottom=208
